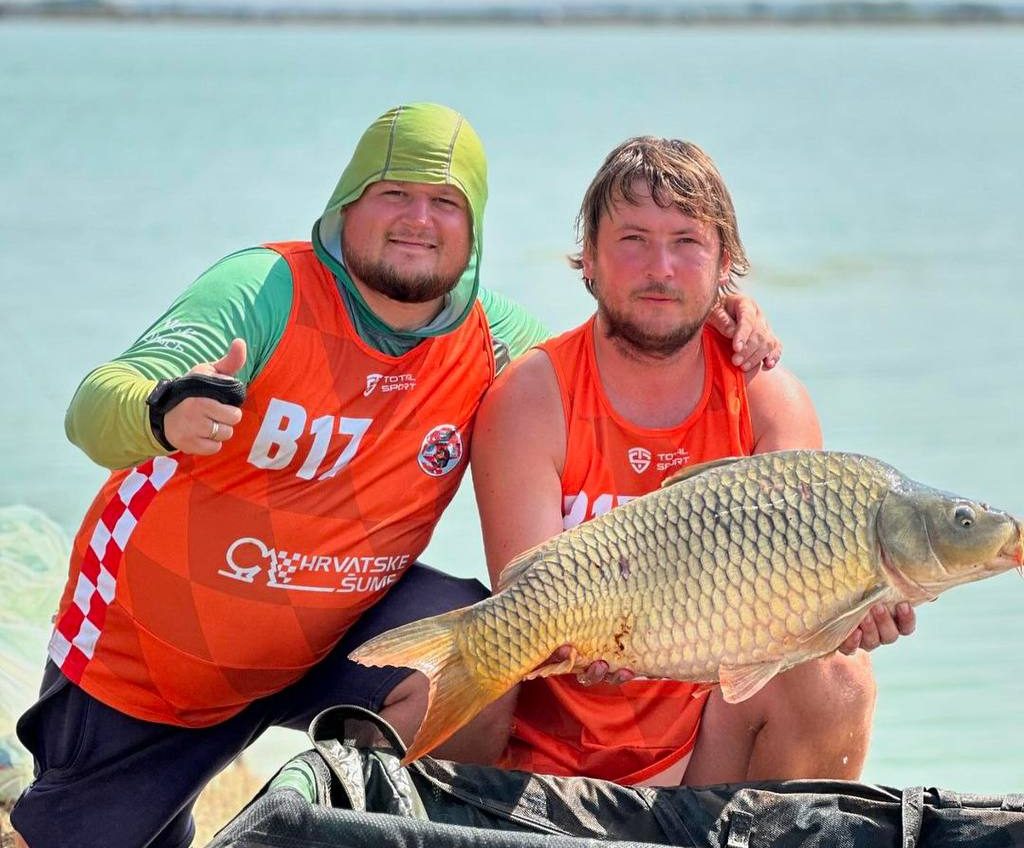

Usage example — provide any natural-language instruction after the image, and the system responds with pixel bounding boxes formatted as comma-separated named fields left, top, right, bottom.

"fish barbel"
left=350, top=450, right=1024, bottom=763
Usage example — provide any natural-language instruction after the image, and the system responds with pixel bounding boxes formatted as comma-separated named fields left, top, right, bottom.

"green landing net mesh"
left=0, top=506, right=68, bottom=804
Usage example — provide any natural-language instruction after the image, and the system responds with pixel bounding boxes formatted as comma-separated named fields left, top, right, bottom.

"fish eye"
left=953, top=505, right=976, bottom=529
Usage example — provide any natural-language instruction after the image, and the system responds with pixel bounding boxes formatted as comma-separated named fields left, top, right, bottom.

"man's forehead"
left=374, top=179, right=465, bottom=198
left=605, top=190, right=711, bottom=230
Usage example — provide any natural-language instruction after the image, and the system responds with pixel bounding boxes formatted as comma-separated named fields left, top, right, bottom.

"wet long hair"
left=570, top=137, right=749, bottom=298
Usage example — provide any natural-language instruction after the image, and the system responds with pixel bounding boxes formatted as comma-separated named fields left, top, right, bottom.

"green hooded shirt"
left=66, top=103, right=548, bottom=469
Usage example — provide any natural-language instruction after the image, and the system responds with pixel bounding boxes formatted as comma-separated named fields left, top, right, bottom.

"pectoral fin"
left=718, top=659, right=785, bottom=703
left=798, top=588, right=889, bottom=651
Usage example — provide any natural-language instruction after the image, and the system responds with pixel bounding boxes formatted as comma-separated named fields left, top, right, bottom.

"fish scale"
left=351, top=450, right=1023, bottom=763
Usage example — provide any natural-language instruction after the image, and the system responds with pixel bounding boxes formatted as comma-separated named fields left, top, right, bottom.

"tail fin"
left=349, top=608, right=509, bottom=764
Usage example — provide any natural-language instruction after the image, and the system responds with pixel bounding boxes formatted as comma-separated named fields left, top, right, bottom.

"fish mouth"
left=999, top=523, right=1024, bottom=571
left=986, top=523, right=1024, bottom=575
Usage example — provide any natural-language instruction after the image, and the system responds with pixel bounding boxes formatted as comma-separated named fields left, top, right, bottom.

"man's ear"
left=581, top=245, right=596, bottom=280
left=718, top=248, right=732, bottom=286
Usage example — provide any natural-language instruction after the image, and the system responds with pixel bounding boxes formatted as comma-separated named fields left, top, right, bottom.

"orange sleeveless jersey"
left=50, top=242, right=495, bottom=726
left=502, top=317, right=754, bottom=784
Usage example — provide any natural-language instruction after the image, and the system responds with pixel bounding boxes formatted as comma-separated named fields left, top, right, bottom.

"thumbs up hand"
left=191, top=338, right=247, bottom=381
left=162, top=339, right=247, bottom=456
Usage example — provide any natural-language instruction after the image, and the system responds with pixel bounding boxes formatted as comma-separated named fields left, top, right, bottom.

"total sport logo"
left=627, top=446, right=691, bottom=474
left=218, top=537, right=410, bottom=594
left=627, top=447, right=651, bottom=474
left=364, top=373, right=416, bottom=397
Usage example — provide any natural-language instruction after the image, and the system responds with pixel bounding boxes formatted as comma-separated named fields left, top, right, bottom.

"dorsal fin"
left=495, top=542, right=547, bottom=592
left=660, top=455, right=743, bottom=489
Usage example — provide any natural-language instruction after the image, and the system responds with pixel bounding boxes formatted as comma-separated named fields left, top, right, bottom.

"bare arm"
left=472, top=351, right=636, bottom=685
left=745, top=364, right=823, bottom=452
left=472, top=350, right=566, bottom=587
left=745, top=365, right=915, bottom=650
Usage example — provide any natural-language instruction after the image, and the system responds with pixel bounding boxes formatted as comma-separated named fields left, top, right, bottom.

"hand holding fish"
left=540, top=646, right=637, bottom=686
left=839, top=602, right=916, bottom=654
left=552, top=599, right=917, bottom=684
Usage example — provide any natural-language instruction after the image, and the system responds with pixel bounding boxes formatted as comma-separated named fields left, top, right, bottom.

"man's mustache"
left=387, top=229, right=438, bottom=248
left=633, top=283, right=680, bottom=300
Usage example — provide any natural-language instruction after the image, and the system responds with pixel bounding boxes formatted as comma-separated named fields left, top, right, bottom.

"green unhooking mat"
left=205, top=706, right=1024, bottom=848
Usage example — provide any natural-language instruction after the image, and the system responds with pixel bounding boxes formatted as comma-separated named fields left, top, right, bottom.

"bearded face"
left=596, top=280, right=719, bottom=359
left=584, top=187, right=729, bottom=360
left=341, top=180, right=472, bottom=305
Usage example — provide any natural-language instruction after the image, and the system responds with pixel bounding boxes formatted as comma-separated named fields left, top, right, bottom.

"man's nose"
left=402, top=194, right=432, bottom=224
left=645, top=244, right=674, bottom=280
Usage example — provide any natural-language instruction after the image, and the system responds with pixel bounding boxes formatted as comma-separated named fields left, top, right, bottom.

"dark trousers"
left=11, top=563, right=488, bottom=848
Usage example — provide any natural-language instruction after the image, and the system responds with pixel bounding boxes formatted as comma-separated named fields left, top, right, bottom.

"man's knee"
left=693, top=652, right=877, bottom=782
left=774, top=651, right=876, bottom=733
left=814, top=651, right=877, bottom=718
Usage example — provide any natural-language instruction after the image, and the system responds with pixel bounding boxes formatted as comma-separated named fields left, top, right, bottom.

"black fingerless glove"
left=145, top=374, right=247, bottom=451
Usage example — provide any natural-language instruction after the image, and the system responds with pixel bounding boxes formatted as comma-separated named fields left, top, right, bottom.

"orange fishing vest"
left=50, top=242, right=495, bottom=727
left=502, top=317, right=754, bottom=784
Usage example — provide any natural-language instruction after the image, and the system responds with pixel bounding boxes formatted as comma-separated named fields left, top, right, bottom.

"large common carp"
left=351, top=450, right=1023, bottom=763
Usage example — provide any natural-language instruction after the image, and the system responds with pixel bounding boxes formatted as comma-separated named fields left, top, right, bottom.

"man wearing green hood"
left=11, top=103, right=777, bottom=848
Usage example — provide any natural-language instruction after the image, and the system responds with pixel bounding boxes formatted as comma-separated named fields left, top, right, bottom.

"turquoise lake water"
left=1, top=19, right=1021, bottom=790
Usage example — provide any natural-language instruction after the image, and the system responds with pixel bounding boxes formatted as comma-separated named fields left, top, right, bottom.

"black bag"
left=206, top=705, right=1024, bottom=848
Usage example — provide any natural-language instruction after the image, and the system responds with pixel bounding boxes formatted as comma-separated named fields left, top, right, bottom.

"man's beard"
left=343, top=232, right=465, bottom=304
left=598, top=283, right=717, bottom=359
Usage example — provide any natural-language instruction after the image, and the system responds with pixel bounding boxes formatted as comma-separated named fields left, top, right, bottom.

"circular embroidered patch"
left=417, top=424, right=464, bottom=477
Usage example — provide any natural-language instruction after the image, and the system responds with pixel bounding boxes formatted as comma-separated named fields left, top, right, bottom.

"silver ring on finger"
left=210, top=420, right=220, bottom=441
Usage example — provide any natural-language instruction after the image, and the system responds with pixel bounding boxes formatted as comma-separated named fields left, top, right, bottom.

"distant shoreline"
left=4, top=4, right=1023, bottom=27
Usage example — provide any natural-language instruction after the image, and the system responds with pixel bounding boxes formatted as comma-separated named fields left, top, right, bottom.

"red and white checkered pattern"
left=269, top=550, right=302, bottom=584
left=49, top=455, right=178, bottom=683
